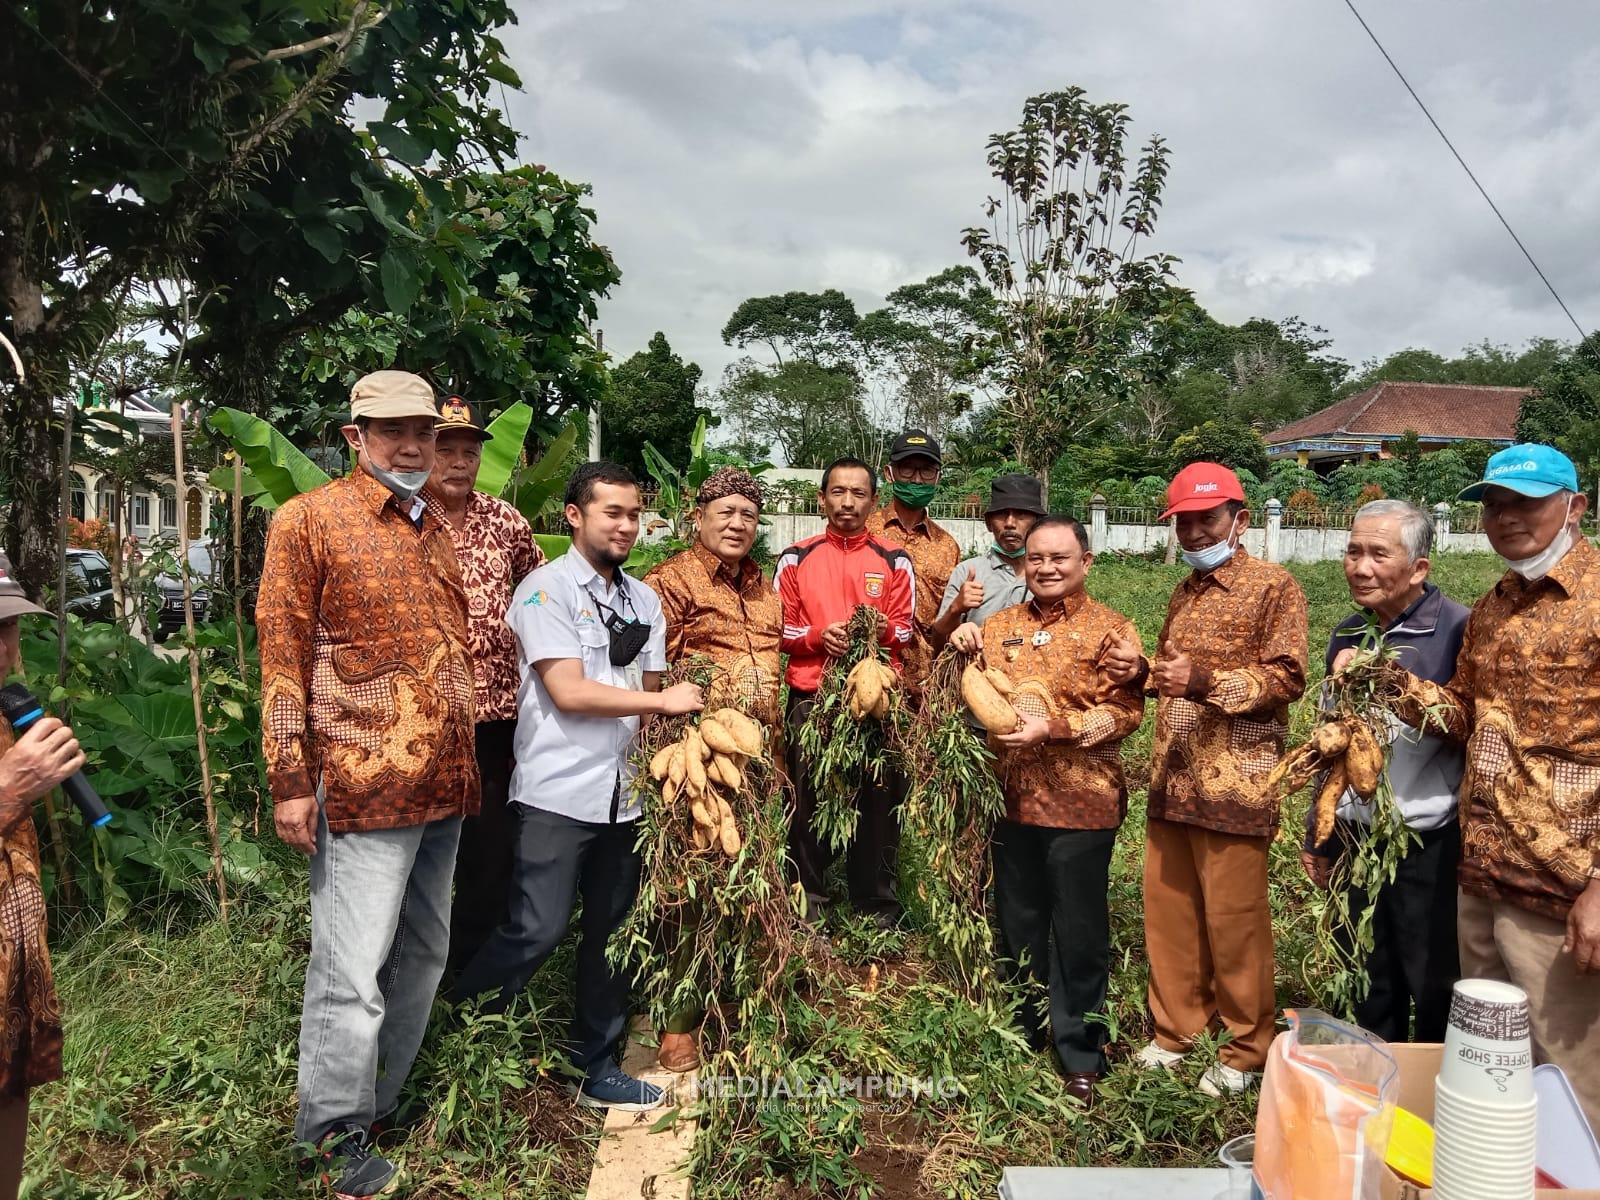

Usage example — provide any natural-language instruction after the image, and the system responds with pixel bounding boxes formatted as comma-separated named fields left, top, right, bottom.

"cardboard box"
left=1381, top=1043, right=1600, bottom=1199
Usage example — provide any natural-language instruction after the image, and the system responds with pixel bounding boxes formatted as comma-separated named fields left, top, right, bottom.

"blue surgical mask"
left=1181, top=528, right=1239, bottom=573
left=359, top=435, right=431, bottom=504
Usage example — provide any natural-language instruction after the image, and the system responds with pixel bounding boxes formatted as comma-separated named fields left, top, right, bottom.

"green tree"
left=0, top=0, right=521, bottom=592
left=716, top=359, right=875, bottom=467
left=1516, top=334, right=1600, bottom=495
left=855, top=266, right=996, bottom=441
left=961, top=88, right=1185, bottom=498
left=720, top=289, right=861, bottom=370
left=1167, top=420, right=1270, bottom=480
left=600, top=333, right=709, bottom=479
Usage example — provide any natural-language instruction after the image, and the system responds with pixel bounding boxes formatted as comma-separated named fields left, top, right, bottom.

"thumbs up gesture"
left=956, top=566, right=985, bottom=614
left=1100, top=629, right=1144, bottom=684
left=1151, top=638, right=1208, bottom=698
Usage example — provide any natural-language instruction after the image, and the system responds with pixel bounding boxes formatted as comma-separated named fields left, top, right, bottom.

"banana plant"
left=641, top=415, right=772, bottom=540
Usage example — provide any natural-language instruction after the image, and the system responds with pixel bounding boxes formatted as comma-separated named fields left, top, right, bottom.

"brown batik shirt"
left=0, top=721, right=62, bottom=1095
left=982, top=594, right=1147, bottom=829
left=257, top=468, right=480, bottom=833
left=644, top=542, right=783, bottom=724
left=1395, top=536, right=1600, bottom=920
left=1145, top=549, right=1309, bottom=838
left=866, top=505, right=961, bottom=693
left=437, top=489, right=543, bottom=723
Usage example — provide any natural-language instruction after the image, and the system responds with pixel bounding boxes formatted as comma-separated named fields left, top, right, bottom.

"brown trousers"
left=0, top=1095, right=24, bottom=1200
left=1458, top=891, right=1600, bottom=1134
left=1143, top=817, right=1276, bottom=1071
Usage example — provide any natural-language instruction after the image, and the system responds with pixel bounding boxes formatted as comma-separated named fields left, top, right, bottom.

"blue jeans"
left=294, top=807, right=462, bottom=1144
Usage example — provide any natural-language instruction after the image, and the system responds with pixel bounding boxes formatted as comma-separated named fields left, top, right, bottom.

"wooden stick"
left=171, top=404, right=229, bottom=922
left=232, top=455, right=247, bottom=682
left=42, top=382, right=75, bottom=904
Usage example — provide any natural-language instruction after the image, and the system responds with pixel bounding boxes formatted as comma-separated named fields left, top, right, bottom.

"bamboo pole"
left=171, top=404, right=229, bottom=921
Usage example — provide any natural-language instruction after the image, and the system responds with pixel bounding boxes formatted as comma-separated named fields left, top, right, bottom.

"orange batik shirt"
left=1396, top=537, right=1600, bottom=920
left=644, top=542, right=783, bottom=725
left=257, top=469, right=479, bottom=833
left=866, top=506, right=960, bottom=693
left=981, top=594, right=1147, bottom=829
left=1145, top=549, right=1309, bottom=838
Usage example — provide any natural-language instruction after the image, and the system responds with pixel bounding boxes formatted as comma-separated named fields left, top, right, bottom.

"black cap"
left=985, top=474, right=1046, bottom=517
left=887, top=430, right=941, bottom=465
left=434, top=395, right=492, bottom=441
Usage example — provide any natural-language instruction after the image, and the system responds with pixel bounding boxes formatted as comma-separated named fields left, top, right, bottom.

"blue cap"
left=1458, top=443, right=1579, bottom=502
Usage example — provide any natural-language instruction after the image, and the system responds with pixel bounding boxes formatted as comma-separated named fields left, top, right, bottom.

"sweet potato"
left=661, top=778, right=679, bottom=807
left=850, top=659, right=883, bottom=717
left=962, top=663, right=1019, bottom=733
left=649, top=743, right=676, bottom=782
left=684, top=729, right=708, bottom=795
left=713, top=708, right=764, bottom=757
left=870, top=687, right=888, bottom=720
left=719, top=815, right=742, bottom=857
left=700, top=716, right=741, bottom=757
left=1266, top=743, right=1320, bottom=799
left=709, top=752, right=744, bottom=791
left=1309, top=720, right=1352, bottom=759
left=1345, top=721, right=1383, bottom=799
left=690, top=797, right=716, bottom=829
left=983, top=667, right=1016, bottom=697
left=667, top=744, right=687, bottom=787
left=1313, top=760, right=1348, bottom=846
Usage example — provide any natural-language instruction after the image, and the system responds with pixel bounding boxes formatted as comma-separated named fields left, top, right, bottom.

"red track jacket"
left=775, top=527, right=915, bottom=693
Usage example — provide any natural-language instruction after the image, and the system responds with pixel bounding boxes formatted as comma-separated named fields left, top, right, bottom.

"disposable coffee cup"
left=1215, top=1134, right=1258, bottom=1200
left=1439, top=978, right=1534, bottom=1103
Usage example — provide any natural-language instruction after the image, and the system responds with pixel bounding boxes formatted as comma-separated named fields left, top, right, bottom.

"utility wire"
left=1340, top=0, right=1588, bottom=340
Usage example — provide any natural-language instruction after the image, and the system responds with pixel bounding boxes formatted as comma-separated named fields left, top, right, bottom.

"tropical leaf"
left=533, top=533, right=572, bottom=561
left=208, top=408, right=332, bottom=510
left=509, top=420, right=579, bottom=527
left=475, top=401, right=533, bottom=498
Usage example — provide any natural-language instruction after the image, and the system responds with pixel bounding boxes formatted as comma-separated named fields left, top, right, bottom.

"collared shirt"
left=1309, top=583, right=1468, bottom=844
left=982, top=594, right=1146, bottom=830
left=506, top=551, right=667, bottom=824
left=438, top=489, right=543, bottom=723
left=936, top=547, right=1031, bottom=628
left=1397, top=537, right=1600, bottom=920
left=866, top=506, right=961, bottom=691
left=775, top=528, right=915, bottom=694
left=1146, top=548, right=1309, bottom=838
left=257, top=469, right=479, bottom=833
left=644, top=542, right=782, bottom=725
left=0, top=721, right=62, bottom=1093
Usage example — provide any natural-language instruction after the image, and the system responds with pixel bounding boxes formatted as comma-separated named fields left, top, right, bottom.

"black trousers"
left=991, top=819, right=1117, bottom=1075
left=448, top=719, right=518, bottom=975
left=447, top=806, right=643, bottom=1077
left=784, top=689, right=904, bottom=919
left=1338, top=818, right=1461, bottom=1042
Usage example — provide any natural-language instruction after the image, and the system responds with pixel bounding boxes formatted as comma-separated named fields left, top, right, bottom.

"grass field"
left=26, top=553, right=1511, bottom=1199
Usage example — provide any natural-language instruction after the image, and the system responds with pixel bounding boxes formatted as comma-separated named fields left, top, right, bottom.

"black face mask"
left=590, top=584, right=649, bottom=667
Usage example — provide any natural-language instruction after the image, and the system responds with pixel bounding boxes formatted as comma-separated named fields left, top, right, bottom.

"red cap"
left=1160, top=462, right=1246, bottom=519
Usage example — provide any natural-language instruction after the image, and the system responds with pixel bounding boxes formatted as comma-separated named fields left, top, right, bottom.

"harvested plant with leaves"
left=796, top=605, right=909, bottom=853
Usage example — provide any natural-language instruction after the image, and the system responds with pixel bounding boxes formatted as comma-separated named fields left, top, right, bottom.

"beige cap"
left=0, top=552, right=50, bottom=622
left=349, top=370, right=438, bottom=421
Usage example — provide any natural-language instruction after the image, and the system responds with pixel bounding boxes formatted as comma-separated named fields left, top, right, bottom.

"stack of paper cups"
left=1432, top=979, right=1537, bottom=1200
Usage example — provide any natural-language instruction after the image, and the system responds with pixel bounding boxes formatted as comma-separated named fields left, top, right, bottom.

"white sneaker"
left=1133, top=1041, right=1187, bottom=1071
left=1197, top=1063, right=1258, bottom=1097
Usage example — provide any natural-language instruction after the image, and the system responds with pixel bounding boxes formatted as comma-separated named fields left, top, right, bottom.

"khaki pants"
left=1143, top=818, right=1276, bottom=1071
left=1458, top=891, right=1600, bottom=1133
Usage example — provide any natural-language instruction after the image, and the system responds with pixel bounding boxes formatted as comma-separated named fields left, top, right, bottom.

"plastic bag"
left=1254, top=1008, right=1399, bottom=1200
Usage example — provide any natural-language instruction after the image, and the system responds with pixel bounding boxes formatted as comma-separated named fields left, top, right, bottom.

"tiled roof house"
left=1266, top=381, right=1527, bottom=467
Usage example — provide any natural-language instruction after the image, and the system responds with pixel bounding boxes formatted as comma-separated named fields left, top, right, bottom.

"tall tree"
left=855, top=265, right=996, bottom=441
left=961, top=88, right=1186, bottom=498
left=0, top=0, right=520, bottom=592
left=715, top=359, right=875, bottom=468
left=600, top=332, right=708, bottom=479
left=720, top=289, right=860, bottom=369
left=1515, top=334, right=1600, bottom=496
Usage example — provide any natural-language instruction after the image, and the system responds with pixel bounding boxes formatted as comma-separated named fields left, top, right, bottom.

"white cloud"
left=498, top=0, right=1600, bottom=388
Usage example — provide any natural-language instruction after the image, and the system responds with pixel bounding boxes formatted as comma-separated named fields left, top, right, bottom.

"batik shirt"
left=1395, top=536, right=1600, bottom=920
left=438, top=489, right=542, bottom=723
left=1144, top=549, right=1309, bottom=838
left=981, top=594, right=1146, bottom=829
left=866, top=506, right=961, bottom=693
left=0, top=721, right=61, bottom=1095
left=258, top=469, right=479, bottom=832
left=644, top=542, right=783, bottom=725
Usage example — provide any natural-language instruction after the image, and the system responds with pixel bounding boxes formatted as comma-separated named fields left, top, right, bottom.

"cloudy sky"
left=497, top=0, right=1600, bottom=389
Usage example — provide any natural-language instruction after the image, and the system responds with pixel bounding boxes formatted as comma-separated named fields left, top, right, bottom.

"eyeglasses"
left=892, top=464, right=941, bottom=483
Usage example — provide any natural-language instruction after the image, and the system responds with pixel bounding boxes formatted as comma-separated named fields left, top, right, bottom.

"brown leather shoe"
left=1062, top=1071, right=1099, bottom=1108
left=657, top=1032, right=699, bottom=1073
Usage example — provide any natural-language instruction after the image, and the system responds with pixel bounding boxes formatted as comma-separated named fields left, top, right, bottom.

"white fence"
left=753, top=499, right=1495, bottom=564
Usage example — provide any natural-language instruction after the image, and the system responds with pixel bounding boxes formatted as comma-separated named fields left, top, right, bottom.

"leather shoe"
left=1062, top=1071, right=1099, bottom=1107
left=657, top=1032, right=699, bottom=1073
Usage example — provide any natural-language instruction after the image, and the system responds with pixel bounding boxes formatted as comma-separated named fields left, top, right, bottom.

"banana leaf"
left=474, top=400, right=534, bottom=498
left=508, top=419, right=579, bottom=526
left=208, top=408, right=331, bottom=510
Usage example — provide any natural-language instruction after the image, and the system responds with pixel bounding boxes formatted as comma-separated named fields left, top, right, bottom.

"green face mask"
left=889, top=481, right=938, bottom=509
left=992, top=542, right=1027, bottom=559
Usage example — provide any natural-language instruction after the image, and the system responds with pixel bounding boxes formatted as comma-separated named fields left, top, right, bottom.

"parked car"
left=154, top=539, right=213, bottom=641
left=64, top=549, right=115, bottom=624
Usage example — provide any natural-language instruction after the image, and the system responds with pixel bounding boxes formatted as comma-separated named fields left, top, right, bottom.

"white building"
left=69, top=394, right=215, bottom=542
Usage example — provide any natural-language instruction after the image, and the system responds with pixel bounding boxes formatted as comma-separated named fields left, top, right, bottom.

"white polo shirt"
left=506, top=550, right=667, bottom=824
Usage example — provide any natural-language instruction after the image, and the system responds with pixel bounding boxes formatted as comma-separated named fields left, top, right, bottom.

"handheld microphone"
left=0, top=684, right=113, bottom=828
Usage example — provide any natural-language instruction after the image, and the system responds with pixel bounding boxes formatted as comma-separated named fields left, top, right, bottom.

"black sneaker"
left=314, top=1125, right=402, bottom=1199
